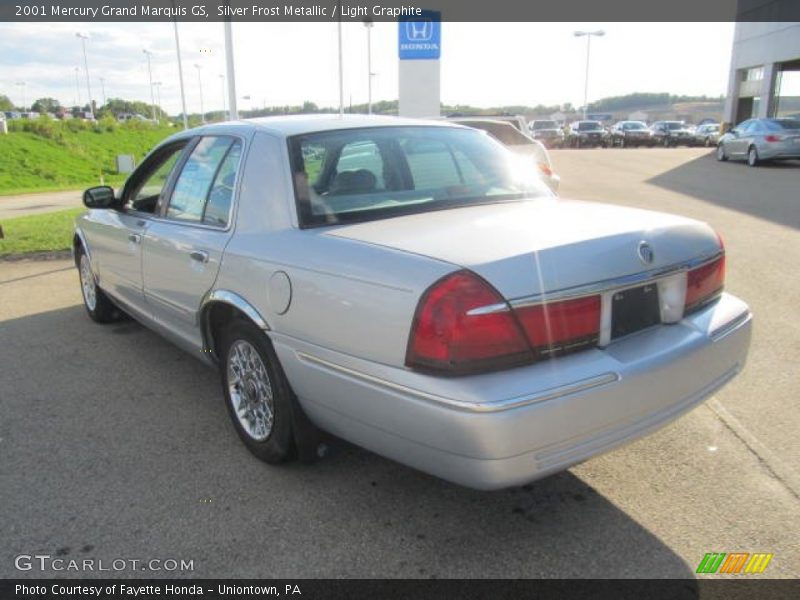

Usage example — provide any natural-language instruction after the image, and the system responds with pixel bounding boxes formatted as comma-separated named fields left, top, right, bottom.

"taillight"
left=406, top=271, right=531, bottom=373
left=764, top=134, right=783, bottom=143
left=538, top=162, right=553, bottom=177
left=685, top=255, right=725, bottom=314
left=515, top=296, right=601, bottom=358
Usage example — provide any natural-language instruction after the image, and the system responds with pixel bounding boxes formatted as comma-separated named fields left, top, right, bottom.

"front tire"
left=220, top=320, right=295, bottom=464
left=716, top=144, right=728, bottom=162
left=747, top=146, right=760, bottom=167
left=77, top=247, right=120, bottom=323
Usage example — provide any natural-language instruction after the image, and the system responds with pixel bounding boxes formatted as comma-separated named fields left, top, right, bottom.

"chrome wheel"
left=748, top=147, right=759, bottom=167
left=227, top=339, right=274, bottom=441
left=79, top=254, right=97, bottom=311
left=716, top=144, right=727, bottom=161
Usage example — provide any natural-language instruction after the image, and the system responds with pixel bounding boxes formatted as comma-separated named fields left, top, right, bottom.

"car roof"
left=213, top=114, right=458, bottom=138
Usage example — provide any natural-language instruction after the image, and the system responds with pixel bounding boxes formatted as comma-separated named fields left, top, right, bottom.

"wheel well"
left=203, top=302, right=257, bottom=361
left=72, top=234, right=83, bottom=267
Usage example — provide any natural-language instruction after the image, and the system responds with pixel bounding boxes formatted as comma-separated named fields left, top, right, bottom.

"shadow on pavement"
left=0, top=305, right=697, bottom=580
left=647, top=152, right=800, bottom=229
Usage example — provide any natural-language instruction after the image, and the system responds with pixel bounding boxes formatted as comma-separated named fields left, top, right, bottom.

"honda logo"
left=406, top=19, right=433, bottom=41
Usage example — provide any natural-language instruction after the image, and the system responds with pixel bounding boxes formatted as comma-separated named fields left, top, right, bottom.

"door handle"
left=190, top=250, right=209, bottom=263
left=128, top=233, right=142, bottom=244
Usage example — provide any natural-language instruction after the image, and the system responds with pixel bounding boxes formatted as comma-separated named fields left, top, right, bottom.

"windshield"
left=532, top=121, right=557, bottom=130
left=665, top=122, right=685, bottom=130
left=289, top=126, right=551, bottom=228
left=622, top=122, right=647, bottom=130
left=577, top=121, right=603, bottom=131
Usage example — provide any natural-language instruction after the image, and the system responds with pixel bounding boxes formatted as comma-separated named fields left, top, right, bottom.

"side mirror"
left=83, top=186, right=117, bottom=209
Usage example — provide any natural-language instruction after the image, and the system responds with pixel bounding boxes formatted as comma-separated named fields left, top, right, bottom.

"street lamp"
left=173, top=21, right=189, bottom=129
left=363, top=19, right=374, bottom=115
left=574, top=30, right=605, bottom=120
left=194, top=64, right=205, bottom=123
left=153, top=82, right=162, bottom=120
left=143, top=49, right=157, bottom=121
left=99, top=76, right=106, bottom=107
left=74, top=67, right=81, bottom=108
left=219, top=74, right=226, bottom=116
left=15, top=81, right=26, bottom=112
left=76, top=32, right=94, bottom=119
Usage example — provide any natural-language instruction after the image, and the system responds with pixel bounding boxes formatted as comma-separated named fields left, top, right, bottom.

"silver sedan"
left=717, top=118, right=800, bottom=166
left=74, top=116, right=752, bottom=490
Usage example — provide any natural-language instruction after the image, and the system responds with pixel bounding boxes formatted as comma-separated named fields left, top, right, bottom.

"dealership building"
left=724, top=18, right=800, bottom=125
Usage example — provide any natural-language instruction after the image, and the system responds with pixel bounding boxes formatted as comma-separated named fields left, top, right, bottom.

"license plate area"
left=611, top=284, right=660, bottom=339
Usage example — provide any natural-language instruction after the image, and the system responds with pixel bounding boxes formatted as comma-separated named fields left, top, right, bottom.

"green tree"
left=0, top=94, right=13, bottom=111
left=31, top=97, right=61, bottom=114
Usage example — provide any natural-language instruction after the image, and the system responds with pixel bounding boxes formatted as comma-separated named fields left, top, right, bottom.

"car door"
left=87, top=140, right=189, bottom=317
left=141, top=135, right=245, bottom=349
left=729, top=120, right=753, bottom=157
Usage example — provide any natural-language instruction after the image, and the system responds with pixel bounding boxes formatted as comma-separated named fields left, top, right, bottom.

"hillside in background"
left=0, top=120, right=173, bottom=195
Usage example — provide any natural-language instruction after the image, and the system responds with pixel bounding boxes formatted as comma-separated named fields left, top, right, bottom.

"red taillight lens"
left=685, top=256, right=725, bottom=314
left=538, top=162, right=553, bottom=177
left=406, top=271, right=530, bottom=373
left=515, top=296, right=601, bottom=358
left=764, top=134, right=783, bottom=143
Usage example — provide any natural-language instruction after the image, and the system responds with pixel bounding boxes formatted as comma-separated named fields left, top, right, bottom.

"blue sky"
left=0, top=22, right=735, bottom=113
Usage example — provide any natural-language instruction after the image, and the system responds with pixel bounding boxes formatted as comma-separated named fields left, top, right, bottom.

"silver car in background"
left=693, top=123, right=721, bottom=147
left=717, top=118, right=800, bottom=166
left=74, top=116, right=751, bottom=490
left=445, top=117, right=560, bottom=192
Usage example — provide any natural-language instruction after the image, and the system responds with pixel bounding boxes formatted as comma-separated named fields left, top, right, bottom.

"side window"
left=125, top=144, right=186, bottom=213
left=167, top=137, right=235, bottom=223
left=203, top=141, right=242, bottom=227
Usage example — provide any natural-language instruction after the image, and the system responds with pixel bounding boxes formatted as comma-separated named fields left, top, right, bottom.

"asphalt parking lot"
left=1, top=148, right=798, bottom=579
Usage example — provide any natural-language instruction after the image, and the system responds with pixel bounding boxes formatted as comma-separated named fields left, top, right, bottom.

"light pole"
left=363, top=19, right=374, bottom=114
left=99, top=77, right=106, bottom=107
left=153, top=82, right=162, bottom=120
left=15, top=81, right=26, bottom=112
left=574, top=30, right=605, bottom=120
left=143, top=49, right=157, bottom=121
left=76, top=32, right=94, bottom=118
left=219, top=74, right=226, bottom=116
left=173, top=20, right=189, bottom=129
left=74, top=67, right=81, bottom=108
left=194, top=64, right=205, bottom=123
left=337, top=6, right=343, bottom=117
left=223, top=19, right=238, bottom=120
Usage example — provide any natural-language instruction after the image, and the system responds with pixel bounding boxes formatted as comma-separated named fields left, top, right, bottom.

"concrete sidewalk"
left=0, top=189, right=84, bottom=219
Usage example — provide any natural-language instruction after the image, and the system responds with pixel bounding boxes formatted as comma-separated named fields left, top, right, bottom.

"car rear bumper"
left=758, top=142, right=800, bottom=160
left=273, top=293, right=751, bottom=490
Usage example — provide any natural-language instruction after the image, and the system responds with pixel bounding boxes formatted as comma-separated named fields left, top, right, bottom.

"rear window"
left=769, top=119, right=800, bottom=130
left=577, top=121, right=603, bottom=131
left=665, top=122, right=684, bottom=130
left=289, top=126, right=550, bottom=228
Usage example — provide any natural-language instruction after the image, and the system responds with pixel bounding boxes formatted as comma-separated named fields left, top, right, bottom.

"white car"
left=74, top=115, right=752, bottom=490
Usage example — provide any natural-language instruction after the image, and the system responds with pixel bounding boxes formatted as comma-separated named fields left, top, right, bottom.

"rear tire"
left=220, top=320, right=295, bottom=464
left=747, top=146, right=760, bottom=167
left=77, top=246, right=121, bottom=323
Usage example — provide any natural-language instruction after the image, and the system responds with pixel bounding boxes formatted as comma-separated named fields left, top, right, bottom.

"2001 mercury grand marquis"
left=73, top=115, right=752, bottom=490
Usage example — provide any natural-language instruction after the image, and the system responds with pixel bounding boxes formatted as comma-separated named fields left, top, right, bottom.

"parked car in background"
left=565, top=120, right=609, bottom=148
left=716, top=118, right=800, bottom=166
left=609, top=121, right=655, bottom=148
left=650, top=121, right=694, bottom=147
left=445, top=117, right=560, bottom=192
left=3, top=111, right=21, bottom=120
left=693, top=123, right=721, bottom=147
left=73, top=115, right=751, bottom=490
left=528, top=120, right=565, bottom=148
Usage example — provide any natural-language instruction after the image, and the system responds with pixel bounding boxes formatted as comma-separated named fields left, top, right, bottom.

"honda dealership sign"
left=399, top=11, right=441, bottom=60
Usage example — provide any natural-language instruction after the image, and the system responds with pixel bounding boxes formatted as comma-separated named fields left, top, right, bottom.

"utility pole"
left=99, top=77, right=106, bottom=107
left=173, top=19, right=189, bottom=129
left=574, top=30, right=605, bottom=120
left=143, top=49, right=157, bottom=121
left=194, top=64, right=205, bottom=123
left=223, top=18, right=238, bottom=120
left=76, top=32, right=94, bottom=118
left=364, top=20, right=374, bottom=114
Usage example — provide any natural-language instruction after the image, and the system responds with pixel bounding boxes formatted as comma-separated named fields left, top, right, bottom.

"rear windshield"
left=532, top=120, right=558, bottom=130
left=289, top=126, right=550, bottom=228
left=458, top=121, right=534, bottom=146
left=577, top=121, right=603, bottom=131
left=769, top=119, right=800, bottom=130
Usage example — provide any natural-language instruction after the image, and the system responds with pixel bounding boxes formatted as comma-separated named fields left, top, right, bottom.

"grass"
left=0, top=120, right=174, bottom=195
left=0, top=207, right=83, bottom=257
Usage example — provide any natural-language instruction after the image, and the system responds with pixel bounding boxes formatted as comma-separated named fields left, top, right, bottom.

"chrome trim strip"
left=296, top=351, right=619, bottom=413
left=710, top=310, right=751, bottom=341
left=199, top=290, right=270, bottom=331
left=469, top=251, right=724, bottom=315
